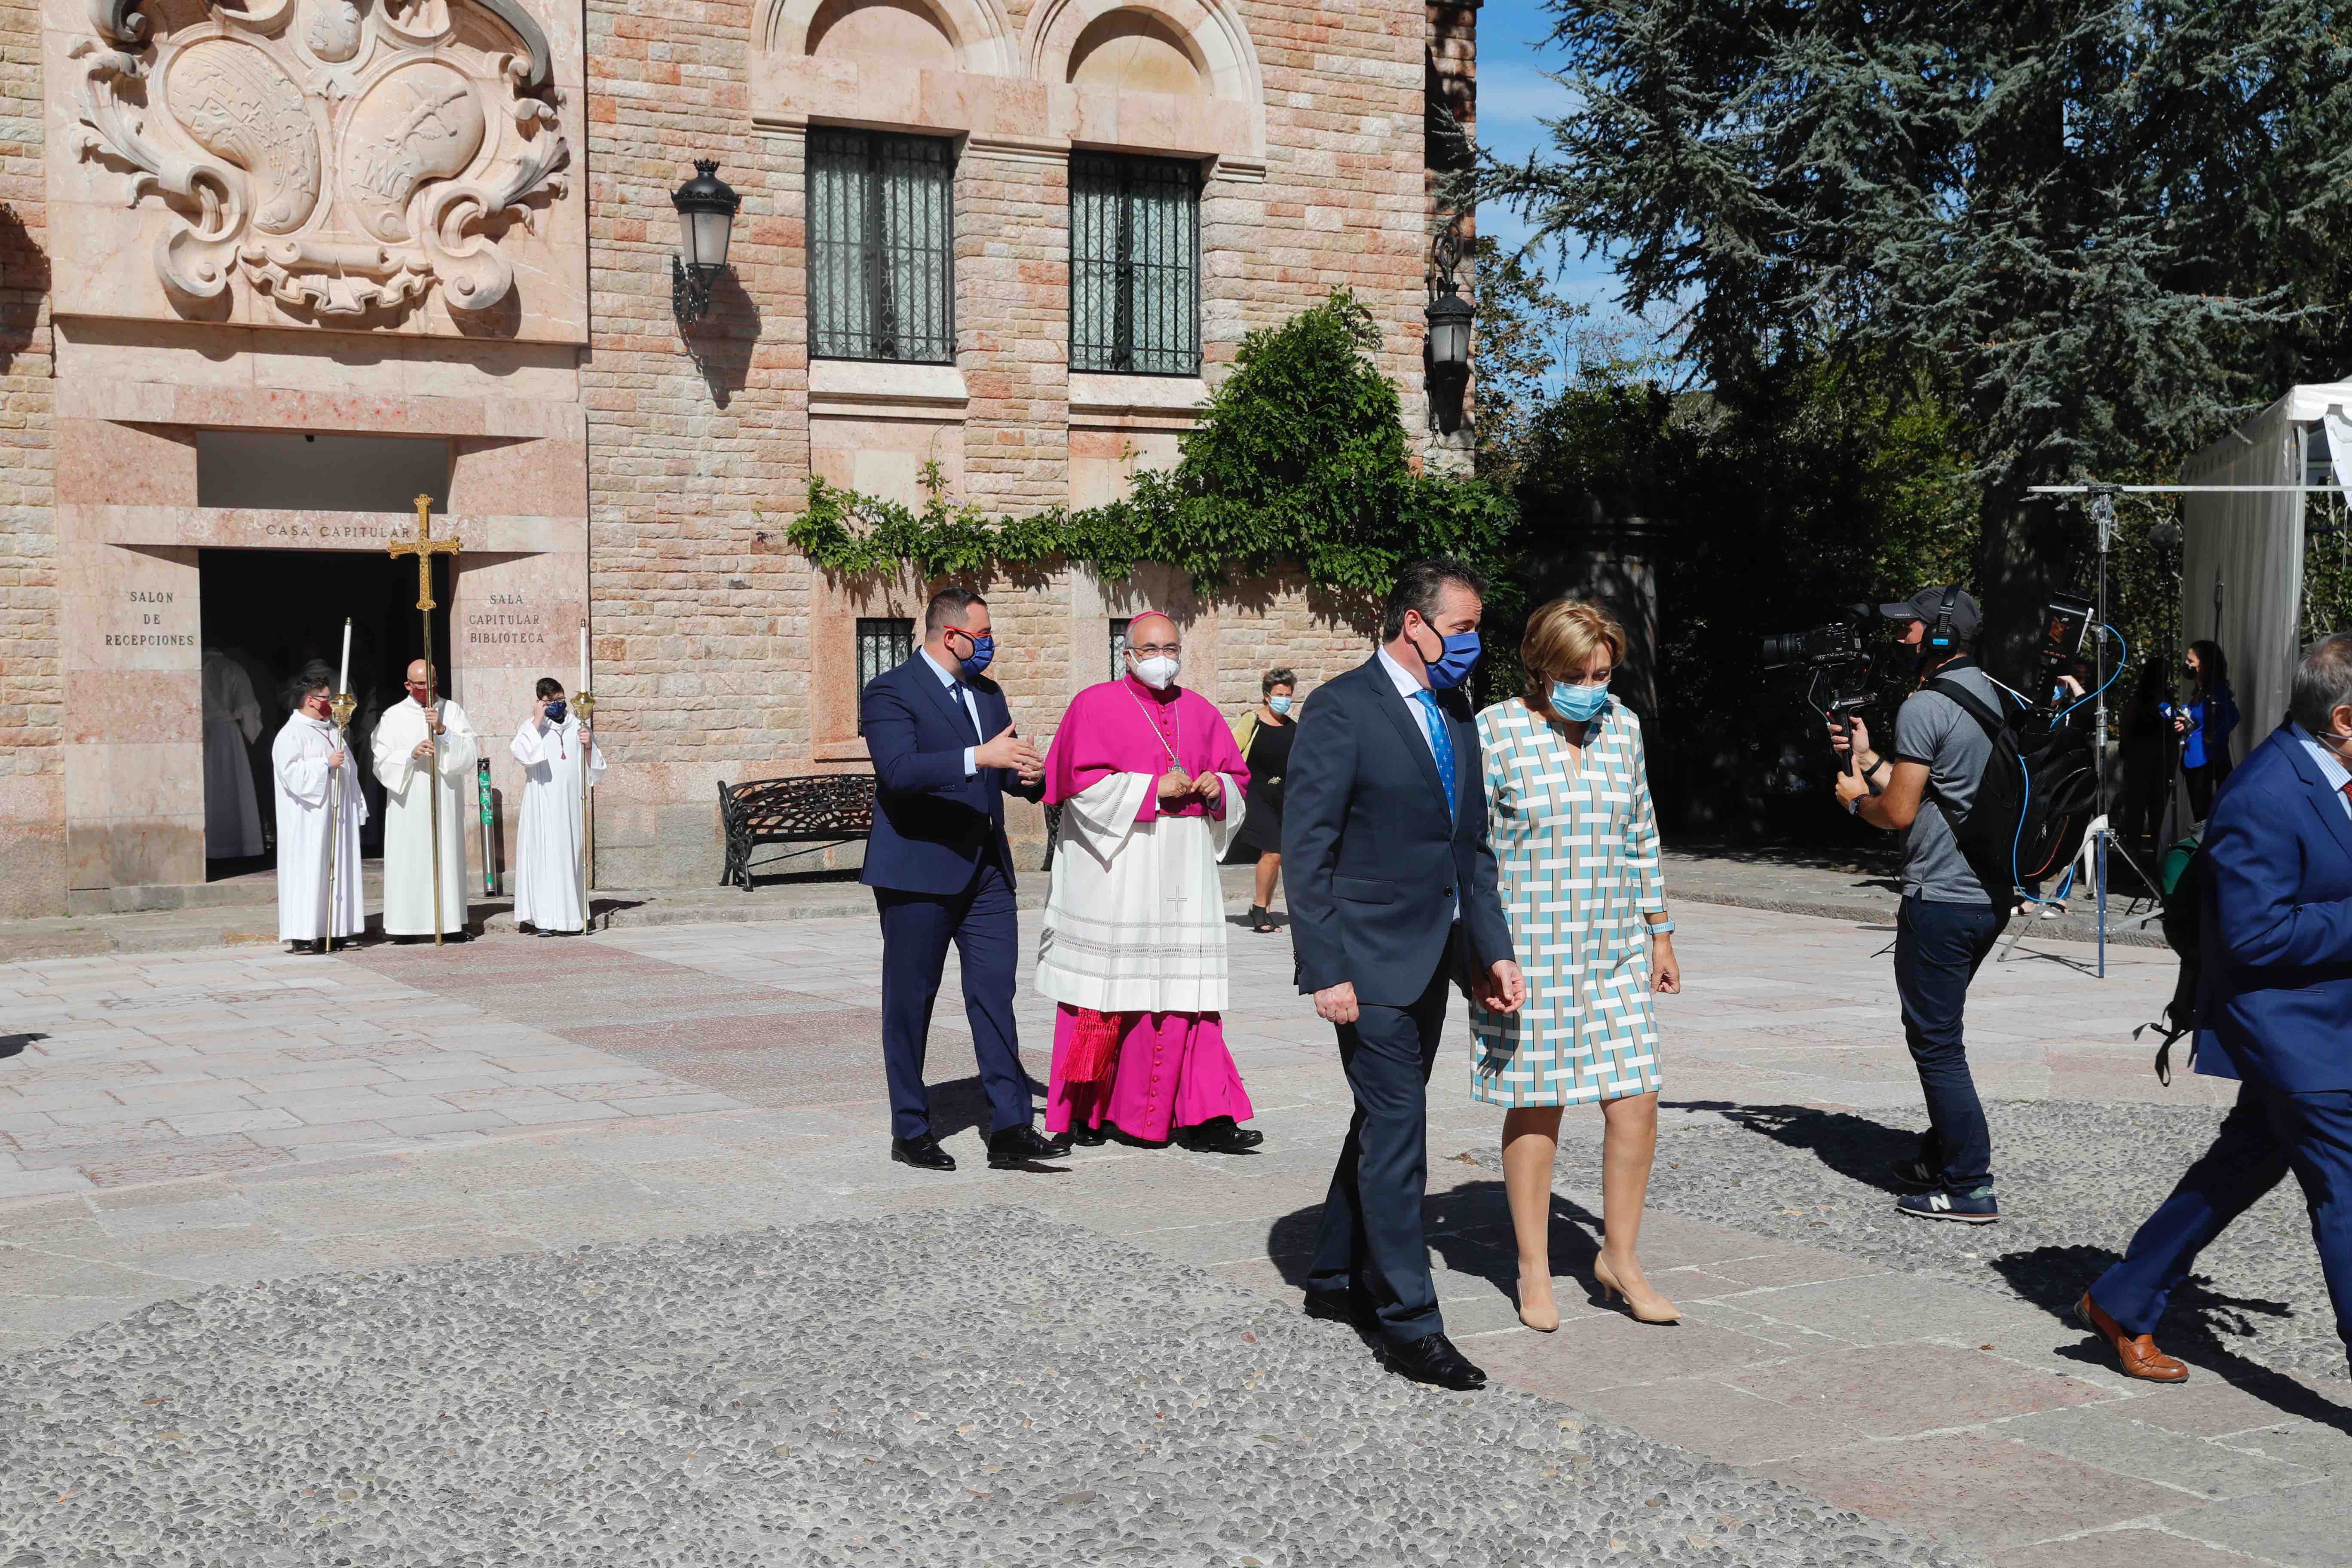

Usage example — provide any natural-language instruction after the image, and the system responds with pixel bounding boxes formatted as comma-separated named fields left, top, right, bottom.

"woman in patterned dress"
left=1471, top=599, right=1683, bottom=1330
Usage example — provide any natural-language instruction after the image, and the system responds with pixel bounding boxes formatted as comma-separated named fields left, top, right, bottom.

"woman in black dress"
left=1231, top=667, right=1297, bottom=933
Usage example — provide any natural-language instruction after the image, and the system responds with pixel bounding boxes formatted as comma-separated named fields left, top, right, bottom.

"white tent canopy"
left=2179, top=380, right=2352, bottom=749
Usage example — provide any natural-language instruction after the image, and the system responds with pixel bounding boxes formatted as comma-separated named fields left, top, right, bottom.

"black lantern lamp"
left=1425, top=218, right=1473, bottom=427
left=671, top=159, right=741, bottom=328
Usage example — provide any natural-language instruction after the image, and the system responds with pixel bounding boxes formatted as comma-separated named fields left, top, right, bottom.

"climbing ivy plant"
left=784, top=291, right=1520, bottom=608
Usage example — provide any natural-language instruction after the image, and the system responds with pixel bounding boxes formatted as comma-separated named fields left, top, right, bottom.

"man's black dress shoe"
left=1377, top=1332, right=1488, bottom=1391
left=1068, top=1124, right=1109, bottom=1146
left=1175, top=1115, right=1265, bottom=1154
left=890, top=1135, right=956, bottom=1172
left=986, top=1124, right=1072, bottom=1169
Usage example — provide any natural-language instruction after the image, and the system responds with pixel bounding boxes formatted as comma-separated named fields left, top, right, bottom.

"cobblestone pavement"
left=1, top=900, right=2346, bottom=1565
left=0, top=1209, right=1965, bottom=1568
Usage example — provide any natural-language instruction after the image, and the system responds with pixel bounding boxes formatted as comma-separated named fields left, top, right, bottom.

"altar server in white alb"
left=271, top=664, right=366, bottom=952
left=1035, top=611, right=1263, bottom=1153
left=371, top=659, right=479, bottom=940
left=510, top=677, right=606, bottom=936
left=202, top=645, right=266, bottom=858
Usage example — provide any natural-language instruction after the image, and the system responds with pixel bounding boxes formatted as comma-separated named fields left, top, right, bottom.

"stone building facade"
left=0, top=0, right=1474, bottom=916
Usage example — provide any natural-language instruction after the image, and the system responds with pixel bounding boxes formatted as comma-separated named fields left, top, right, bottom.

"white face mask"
left=1130, top=654, right=1180, bottom=690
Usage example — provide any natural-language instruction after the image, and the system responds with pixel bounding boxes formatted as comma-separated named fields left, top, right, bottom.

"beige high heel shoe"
left=1592, top=1254, right=1681, bottom=1325
left=1516, top=1274, right=1561, bottom=1333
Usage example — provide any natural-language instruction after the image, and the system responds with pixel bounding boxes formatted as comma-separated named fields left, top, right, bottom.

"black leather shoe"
left=1377, top=1332, right=1487, bottom=1391
left=1303, top=1287, right=1376, bottom=1331
left=1068, top=1124, right=1109, bottom=1146
left=986, top=1124, right=1072, bottom=1169
left=1175, top=1116, right=1265, bottom=1154
left=890, top=1134, right=956, bottom=1172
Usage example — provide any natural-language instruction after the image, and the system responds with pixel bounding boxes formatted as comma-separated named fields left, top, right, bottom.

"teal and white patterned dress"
left=1470, top=695, right=1666, bottom=1106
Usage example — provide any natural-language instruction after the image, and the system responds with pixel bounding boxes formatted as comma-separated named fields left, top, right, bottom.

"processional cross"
left=388, top=495, right=463, bottom=944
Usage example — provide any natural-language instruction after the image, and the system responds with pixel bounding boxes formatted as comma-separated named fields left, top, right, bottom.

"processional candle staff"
left=576, top=618, right=596, bottom=926
left=325, top=617, right=355, bottom=954
left=388, top=496, right=462, bottom=946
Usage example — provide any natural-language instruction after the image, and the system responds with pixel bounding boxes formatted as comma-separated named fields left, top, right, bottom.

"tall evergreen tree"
left=1481, top=0, right=2352, bottom=662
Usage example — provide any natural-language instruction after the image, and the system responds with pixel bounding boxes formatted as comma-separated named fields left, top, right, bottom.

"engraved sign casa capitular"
left=71, top=0, right=569, bottom=322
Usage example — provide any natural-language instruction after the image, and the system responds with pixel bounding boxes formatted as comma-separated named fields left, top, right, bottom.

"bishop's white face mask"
left=1130, top=654, right=1181, bottom=690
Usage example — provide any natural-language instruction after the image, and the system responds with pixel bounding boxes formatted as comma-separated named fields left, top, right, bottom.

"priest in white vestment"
left=202, top=646, right=266, bottom=858
left=371, top=659, right=478, bottom=939
left=509, top=678, right=607, bottom=935
left=1035, top=612, right=1262, bottom=1153
left=272, top=665, right=367, bottom=949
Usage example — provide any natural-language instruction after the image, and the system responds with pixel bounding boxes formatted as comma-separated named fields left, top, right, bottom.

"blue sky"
left=1470, top=0, right=1617, bottom=313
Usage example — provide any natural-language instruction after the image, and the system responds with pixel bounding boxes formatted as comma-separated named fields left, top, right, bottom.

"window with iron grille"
left=808, top=130, right=955, bottom=364
left=856, top=618, right=916, bottom=733
left=1109, top=617, right=1131, bottom=680
left=1070, top=153, right=1200, bottom=376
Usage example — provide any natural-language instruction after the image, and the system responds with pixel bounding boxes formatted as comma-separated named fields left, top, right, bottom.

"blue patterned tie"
left=1414, top=689, right=1457, bottom=820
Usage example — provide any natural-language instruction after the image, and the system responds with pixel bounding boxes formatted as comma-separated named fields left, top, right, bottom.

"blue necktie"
left=949, top=680, right=980, bottom=742
left=1414, top=689, right=1457, bottom=820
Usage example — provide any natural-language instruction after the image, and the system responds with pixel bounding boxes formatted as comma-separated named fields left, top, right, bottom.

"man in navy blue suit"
left=2079, top=631, right=2352, bottom=1381
left=1282, top=557, right=1525, bottom=1390
left=861, top=587, right=1067, bottom=1173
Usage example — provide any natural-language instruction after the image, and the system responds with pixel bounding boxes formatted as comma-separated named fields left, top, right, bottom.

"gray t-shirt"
left=1891, top=662, right=2003, bottom=904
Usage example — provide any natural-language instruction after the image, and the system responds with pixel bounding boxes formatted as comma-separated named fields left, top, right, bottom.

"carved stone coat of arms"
left=65, top=0, right=574, bottom=328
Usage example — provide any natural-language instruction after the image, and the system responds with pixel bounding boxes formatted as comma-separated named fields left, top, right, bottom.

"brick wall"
left=0, top=0, right=58, bottom=919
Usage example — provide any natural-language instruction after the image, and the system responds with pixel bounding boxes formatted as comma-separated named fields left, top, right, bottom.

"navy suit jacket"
left=859, top=653, right=1043, bottom=896
left=1280, top=653, right=1514, bottom=1006
left=2194, top=724, right=2352, bottom=1092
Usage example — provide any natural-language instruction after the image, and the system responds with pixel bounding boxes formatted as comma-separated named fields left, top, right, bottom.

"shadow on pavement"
left=1665, top=1100, right=1919, bottom=1196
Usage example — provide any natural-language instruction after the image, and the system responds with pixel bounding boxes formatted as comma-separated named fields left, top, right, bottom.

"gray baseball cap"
left=1878, top=586, right=1982, bottom=643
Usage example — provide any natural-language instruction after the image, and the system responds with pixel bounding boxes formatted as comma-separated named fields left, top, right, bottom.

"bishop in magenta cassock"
left=1036, top=611, right=1263, bottom=1153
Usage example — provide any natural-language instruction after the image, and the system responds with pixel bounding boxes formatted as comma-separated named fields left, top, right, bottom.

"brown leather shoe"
left=2076, top=1290, right=2188, bottom=1382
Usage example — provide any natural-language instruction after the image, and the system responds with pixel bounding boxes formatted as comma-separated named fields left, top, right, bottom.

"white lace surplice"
left=1035, top=772, right=1246, bottom=1015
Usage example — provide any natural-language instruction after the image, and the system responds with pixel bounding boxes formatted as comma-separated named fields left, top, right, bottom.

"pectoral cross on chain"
left=388, top=494, right=461, bottom=612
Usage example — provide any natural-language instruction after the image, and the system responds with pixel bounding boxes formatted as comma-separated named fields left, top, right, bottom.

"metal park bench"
left=717, top=773, right=1061, bottom=888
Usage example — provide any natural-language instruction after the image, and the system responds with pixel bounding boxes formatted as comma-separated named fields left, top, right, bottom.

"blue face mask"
left=1549, top=680, right=1609, bottom=722
left=544, top=700, right=567, bottom=725
left=951, top=631, right=995, bottom=680
left=1415, top=622, right=1482, bottom=690
left=1268, top=695, right=1292, bottom=715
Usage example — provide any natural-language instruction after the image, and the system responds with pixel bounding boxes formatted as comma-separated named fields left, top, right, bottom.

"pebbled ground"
left=1531, top=1098, right=2346, bottom=1383
left=0, top=1207, right=1967, bottom=1568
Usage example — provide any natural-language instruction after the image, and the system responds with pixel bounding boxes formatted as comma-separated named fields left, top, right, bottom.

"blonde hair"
left=1522, top=597, right=1626, bottom=715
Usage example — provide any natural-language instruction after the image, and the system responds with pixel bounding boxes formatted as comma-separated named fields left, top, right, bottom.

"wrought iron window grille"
left=1070, top=153, right=1201, bottom=377
left=809, top=130, right=955, bottom=364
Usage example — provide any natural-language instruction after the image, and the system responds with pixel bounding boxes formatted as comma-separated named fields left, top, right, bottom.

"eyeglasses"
left=1130, top=641, right=1181, bottom=657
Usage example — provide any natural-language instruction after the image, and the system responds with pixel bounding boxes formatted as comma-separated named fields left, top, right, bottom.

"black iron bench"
left=717, top=774, right=876, bottom=889
left=718, top=774, right=1062, bottom=888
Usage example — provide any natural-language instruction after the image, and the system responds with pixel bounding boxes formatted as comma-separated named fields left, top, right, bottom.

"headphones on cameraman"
left=1928, top=585, right=1960, bottom=650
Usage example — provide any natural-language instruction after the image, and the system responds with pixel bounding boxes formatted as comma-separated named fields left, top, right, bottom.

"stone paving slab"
left=0, top=898, right=2343, bottom=1563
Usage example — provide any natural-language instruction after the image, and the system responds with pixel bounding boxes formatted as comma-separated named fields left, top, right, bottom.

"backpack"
left=2135, top=828, right=2207, bottom=1084
left=1920, top=676, right=2095, bottom=906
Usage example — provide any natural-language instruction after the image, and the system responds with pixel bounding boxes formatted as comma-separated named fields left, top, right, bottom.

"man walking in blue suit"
left=2079, top=632, right=2352, bottom=1381
left=861, top=587, right=1068, bottom=1173
left=1283, top=557, right=1525, bottom=1390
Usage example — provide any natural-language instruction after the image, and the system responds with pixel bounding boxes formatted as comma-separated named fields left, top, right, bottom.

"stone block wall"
left=0, top=0, right=58, bottom=918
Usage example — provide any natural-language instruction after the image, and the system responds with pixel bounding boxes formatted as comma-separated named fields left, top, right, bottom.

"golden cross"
left=387, top=494, right=462, bottom=611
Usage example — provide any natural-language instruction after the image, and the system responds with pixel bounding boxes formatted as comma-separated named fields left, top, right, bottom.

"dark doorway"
left=198, top=548, right=453, bottom=873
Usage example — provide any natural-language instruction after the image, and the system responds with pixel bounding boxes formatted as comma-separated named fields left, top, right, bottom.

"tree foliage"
left=787, top=292, right=1519, bottom=610
left=1477, top=0, right=2352, bottom=662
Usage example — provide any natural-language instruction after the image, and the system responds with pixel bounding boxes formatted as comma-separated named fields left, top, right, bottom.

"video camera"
left=1761, top=605, right=1879, bottom=734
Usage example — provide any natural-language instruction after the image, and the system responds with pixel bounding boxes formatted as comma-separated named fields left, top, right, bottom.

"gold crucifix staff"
left=389, top=495, right=462, bottom=946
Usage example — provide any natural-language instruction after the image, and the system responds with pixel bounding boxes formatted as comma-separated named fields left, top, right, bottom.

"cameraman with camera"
left=1829, top=586, right=2010, bottom=1225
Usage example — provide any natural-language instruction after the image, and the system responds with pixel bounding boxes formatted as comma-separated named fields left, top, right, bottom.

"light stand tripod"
left=2000, top=484, right=2159, bottom=977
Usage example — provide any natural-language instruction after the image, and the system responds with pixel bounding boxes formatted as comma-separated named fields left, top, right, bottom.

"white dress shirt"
left=920, top=647, right=982, bottom=778
left=1376, top=644, right=1456, bottom=918
left=2293, top=722, right=2352, bottom=819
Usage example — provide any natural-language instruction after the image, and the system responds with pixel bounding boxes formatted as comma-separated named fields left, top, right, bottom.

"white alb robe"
left=1035, top=772, right=1246, bottom=1014
left=509, top=716, right=607, bottom=933
left=371, top=695, right=478, bottom=936
left=271, top=713, right=368, bottom=941
left=202, top=649, right=265, bottom=858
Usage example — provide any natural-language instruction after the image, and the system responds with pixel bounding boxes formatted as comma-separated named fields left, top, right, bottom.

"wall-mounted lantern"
left=1425, top=217, right=1473, bottom=433
left=670, top=159, right=741, bottom=330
